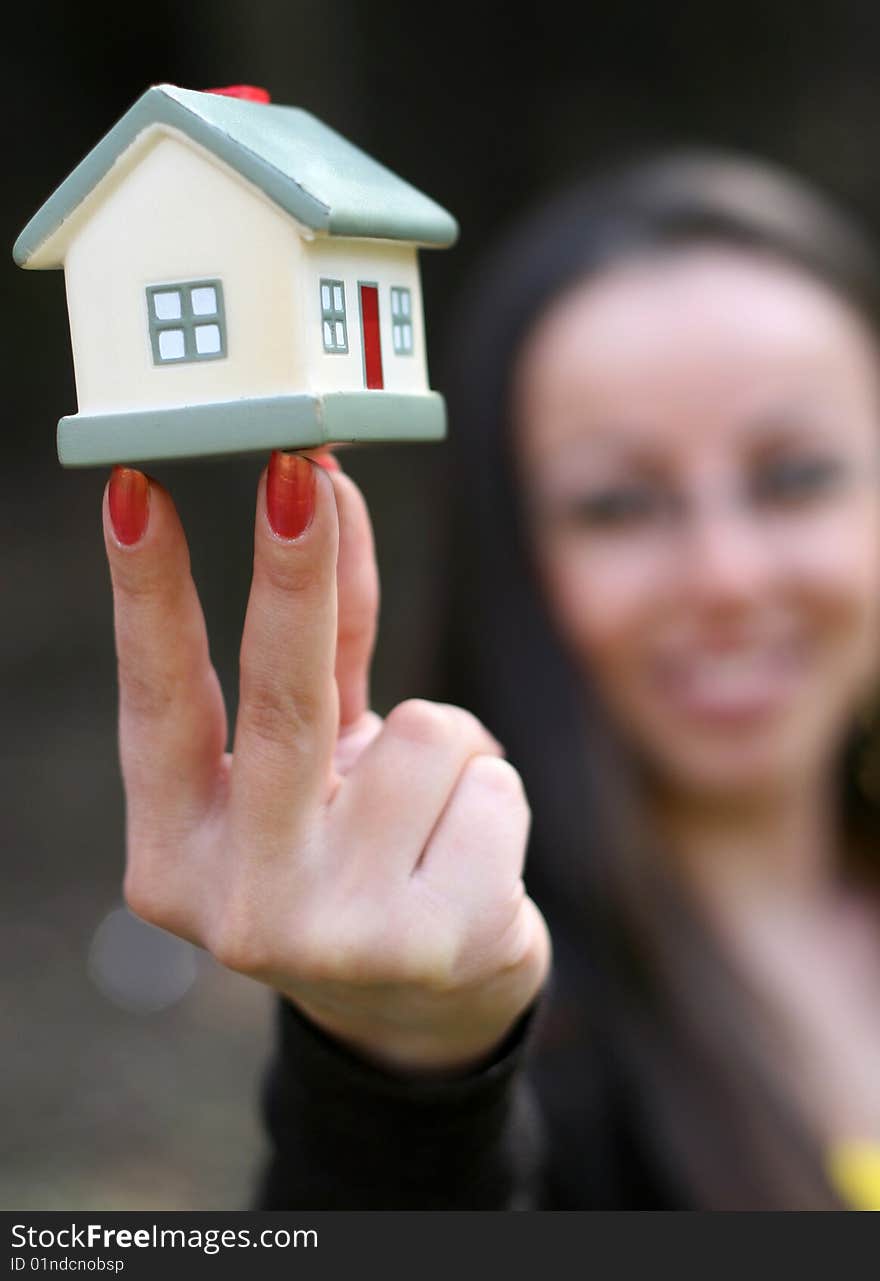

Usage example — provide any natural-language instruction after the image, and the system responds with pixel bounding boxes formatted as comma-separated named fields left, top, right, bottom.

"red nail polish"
left=267, top=451, right=317, bottom=539
left=108, top=466, right=150, bottom=545
left=312, top=450, right=341, bottom=472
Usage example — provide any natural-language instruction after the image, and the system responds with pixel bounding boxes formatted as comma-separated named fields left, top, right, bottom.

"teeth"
left=691, top=655, right=772, bottom=683
left=661, top=647, right=797, bottom=711
left=689, top=663, right=770, bottom=699
left=692, top=655, right=761, bottom=678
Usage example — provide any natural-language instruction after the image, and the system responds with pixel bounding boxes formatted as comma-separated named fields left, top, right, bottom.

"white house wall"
left=64, top=129, right=307, bottom=415
left=301, top=239, right=428, bottom=395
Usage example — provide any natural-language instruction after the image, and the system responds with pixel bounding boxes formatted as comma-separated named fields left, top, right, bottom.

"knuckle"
left=237, top=671, right=322, bottom=753
left=237, top=689, right=297, bottom=747
left=292, top=906, right=440, bottom=990
left=123, top=863, right=202, bottom=943
left=117, top=640, right=207, bottom=723
left=442, top=703, right=491, bottom=743
left=293, top=940, right=363, bottom=987
left=255, top=550, right=324, bottom=598
left=212, top=936, right=259, bottom=977
left=112, top=558, right=169, bottom=603
left=292, top=909, right=378, bottom=986
left=462, top=755, right=530, bottom=809
left=385, top=699, right=487, bottom=752
left=390, top=921, right=460, bottom=990
left=395, top=920, right=464, bottom=992
left=384, top=698, right=452, bottom=747
left=401, top=939, right=460, bottom=991
left=209, top=906, right=272, bottom=978
left=117, top=656, right=177, bottom=720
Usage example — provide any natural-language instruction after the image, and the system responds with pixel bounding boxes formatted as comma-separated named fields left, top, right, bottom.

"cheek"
left=536, top=538, right=659, bottom=673
left=781, top=494, right=880, bottom=612
left=783, top=506, right=880, bottom=691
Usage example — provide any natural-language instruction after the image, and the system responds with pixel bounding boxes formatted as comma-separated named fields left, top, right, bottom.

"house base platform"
left=57, top=390, right=446, bottom=467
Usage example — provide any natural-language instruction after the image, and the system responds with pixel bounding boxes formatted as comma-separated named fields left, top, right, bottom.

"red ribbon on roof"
left=204, top=85, right=271, bottom=103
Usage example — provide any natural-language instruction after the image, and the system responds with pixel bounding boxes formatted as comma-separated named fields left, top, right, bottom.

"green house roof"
left=14, top=84, right=459, bottom=268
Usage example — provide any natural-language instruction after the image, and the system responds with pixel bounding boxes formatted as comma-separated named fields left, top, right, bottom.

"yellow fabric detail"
left=828, top=1141, right=880, bottom=1210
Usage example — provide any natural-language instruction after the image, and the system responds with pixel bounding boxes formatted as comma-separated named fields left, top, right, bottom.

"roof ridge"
left=14, top=85, right=458, bottom=268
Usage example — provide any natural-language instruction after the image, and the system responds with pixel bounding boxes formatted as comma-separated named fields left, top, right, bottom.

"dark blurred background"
left=4, top=0, right=880, bottom=1209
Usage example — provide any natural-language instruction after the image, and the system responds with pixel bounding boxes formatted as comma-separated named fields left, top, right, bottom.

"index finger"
left=102, top=469, right=227, bottom=882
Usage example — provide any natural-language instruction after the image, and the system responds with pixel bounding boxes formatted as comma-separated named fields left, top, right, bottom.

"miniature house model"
left=13, top=84, right=458, bottom=467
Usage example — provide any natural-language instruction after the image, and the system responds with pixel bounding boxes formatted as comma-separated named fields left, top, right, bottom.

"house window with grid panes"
left=320, top=279, right=348, bottom=353
left=146, top=280, right=226, bottom=365
left=390, top=286, right=413, bottom=355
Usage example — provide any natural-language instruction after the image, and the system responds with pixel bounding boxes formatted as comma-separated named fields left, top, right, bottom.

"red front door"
left=359, top=284, right=384, bottom=389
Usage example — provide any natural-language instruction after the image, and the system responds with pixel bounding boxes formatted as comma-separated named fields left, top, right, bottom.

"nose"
left=675, top=493, right=774, bottom=615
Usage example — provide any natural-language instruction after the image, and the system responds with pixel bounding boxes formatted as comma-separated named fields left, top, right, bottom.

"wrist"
left=285, top=994, right=530, bottom=1081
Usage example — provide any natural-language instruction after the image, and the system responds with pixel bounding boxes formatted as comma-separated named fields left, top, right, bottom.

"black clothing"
left=253, top=954, right=686, bottom=1209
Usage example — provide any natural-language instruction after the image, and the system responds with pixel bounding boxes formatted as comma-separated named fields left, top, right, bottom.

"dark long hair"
left=434, top=151, right=880, bottom=1209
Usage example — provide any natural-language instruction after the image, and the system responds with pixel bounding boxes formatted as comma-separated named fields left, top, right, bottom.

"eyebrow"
left=732, top=403, right=843, bottom=440
left=529, top=429, right=667, bottom=473
left=534, top=399, right=851, bottom=464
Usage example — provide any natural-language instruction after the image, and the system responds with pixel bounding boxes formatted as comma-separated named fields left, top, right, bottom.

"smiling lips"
left=651, top=641, right=806, bottom=726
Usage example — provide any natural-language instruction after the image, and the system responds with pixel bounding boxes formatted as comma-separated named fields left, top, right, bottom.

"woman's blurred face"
left=514, top=248, right=880, bottom=801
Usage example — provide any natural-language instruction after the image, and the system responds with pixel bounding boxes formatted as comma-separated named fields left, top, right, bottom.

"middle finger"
left=229, top=453, right=340, bottom=850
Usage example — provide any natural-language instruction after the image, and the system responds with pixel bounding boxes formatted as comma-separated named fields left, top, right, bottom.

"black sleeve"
left=251, top=995, right=549, bottom=1210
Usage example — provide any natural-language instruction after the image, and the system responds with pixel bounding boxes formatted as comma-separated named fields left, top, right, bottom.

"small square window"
left=147, top=280, right=226, bottom=365
left=191, top=286, right=218, bottom=316
left=158, top=329, right=186, bottom=360
left=153, top=291, right=182, bottom=321
left=320, top=278, right=348, bottom=353
left=390, top=287, right=414, bottom=355
left=195, top=323, right=221, bottom=354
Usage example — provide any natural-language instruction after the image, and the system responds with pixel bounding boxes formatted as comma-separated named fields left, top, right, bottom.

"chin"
left=642, top=723, right=825, bottom=804
left=661, top=756, right=796, bottom=803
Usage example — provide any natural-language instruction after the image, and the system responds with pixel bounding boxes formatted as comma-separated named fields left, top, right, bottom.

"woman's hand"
left=102, top=452, right=550, bottom=1076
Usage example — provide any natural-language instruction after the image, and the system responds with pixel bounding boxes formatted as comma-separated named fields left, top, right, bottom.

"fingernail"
left=267, top=451, right=317, bottom=539
left=108, top=466, right=150, bottom=545
left=312, top=450, right=341, bottom=473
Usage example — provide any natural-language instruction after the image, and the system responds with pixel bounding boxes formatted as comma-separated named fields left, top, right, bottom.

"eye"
left=562, top=485, right=671, bottom=528
left=749, top=456, right=848, bottom=507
